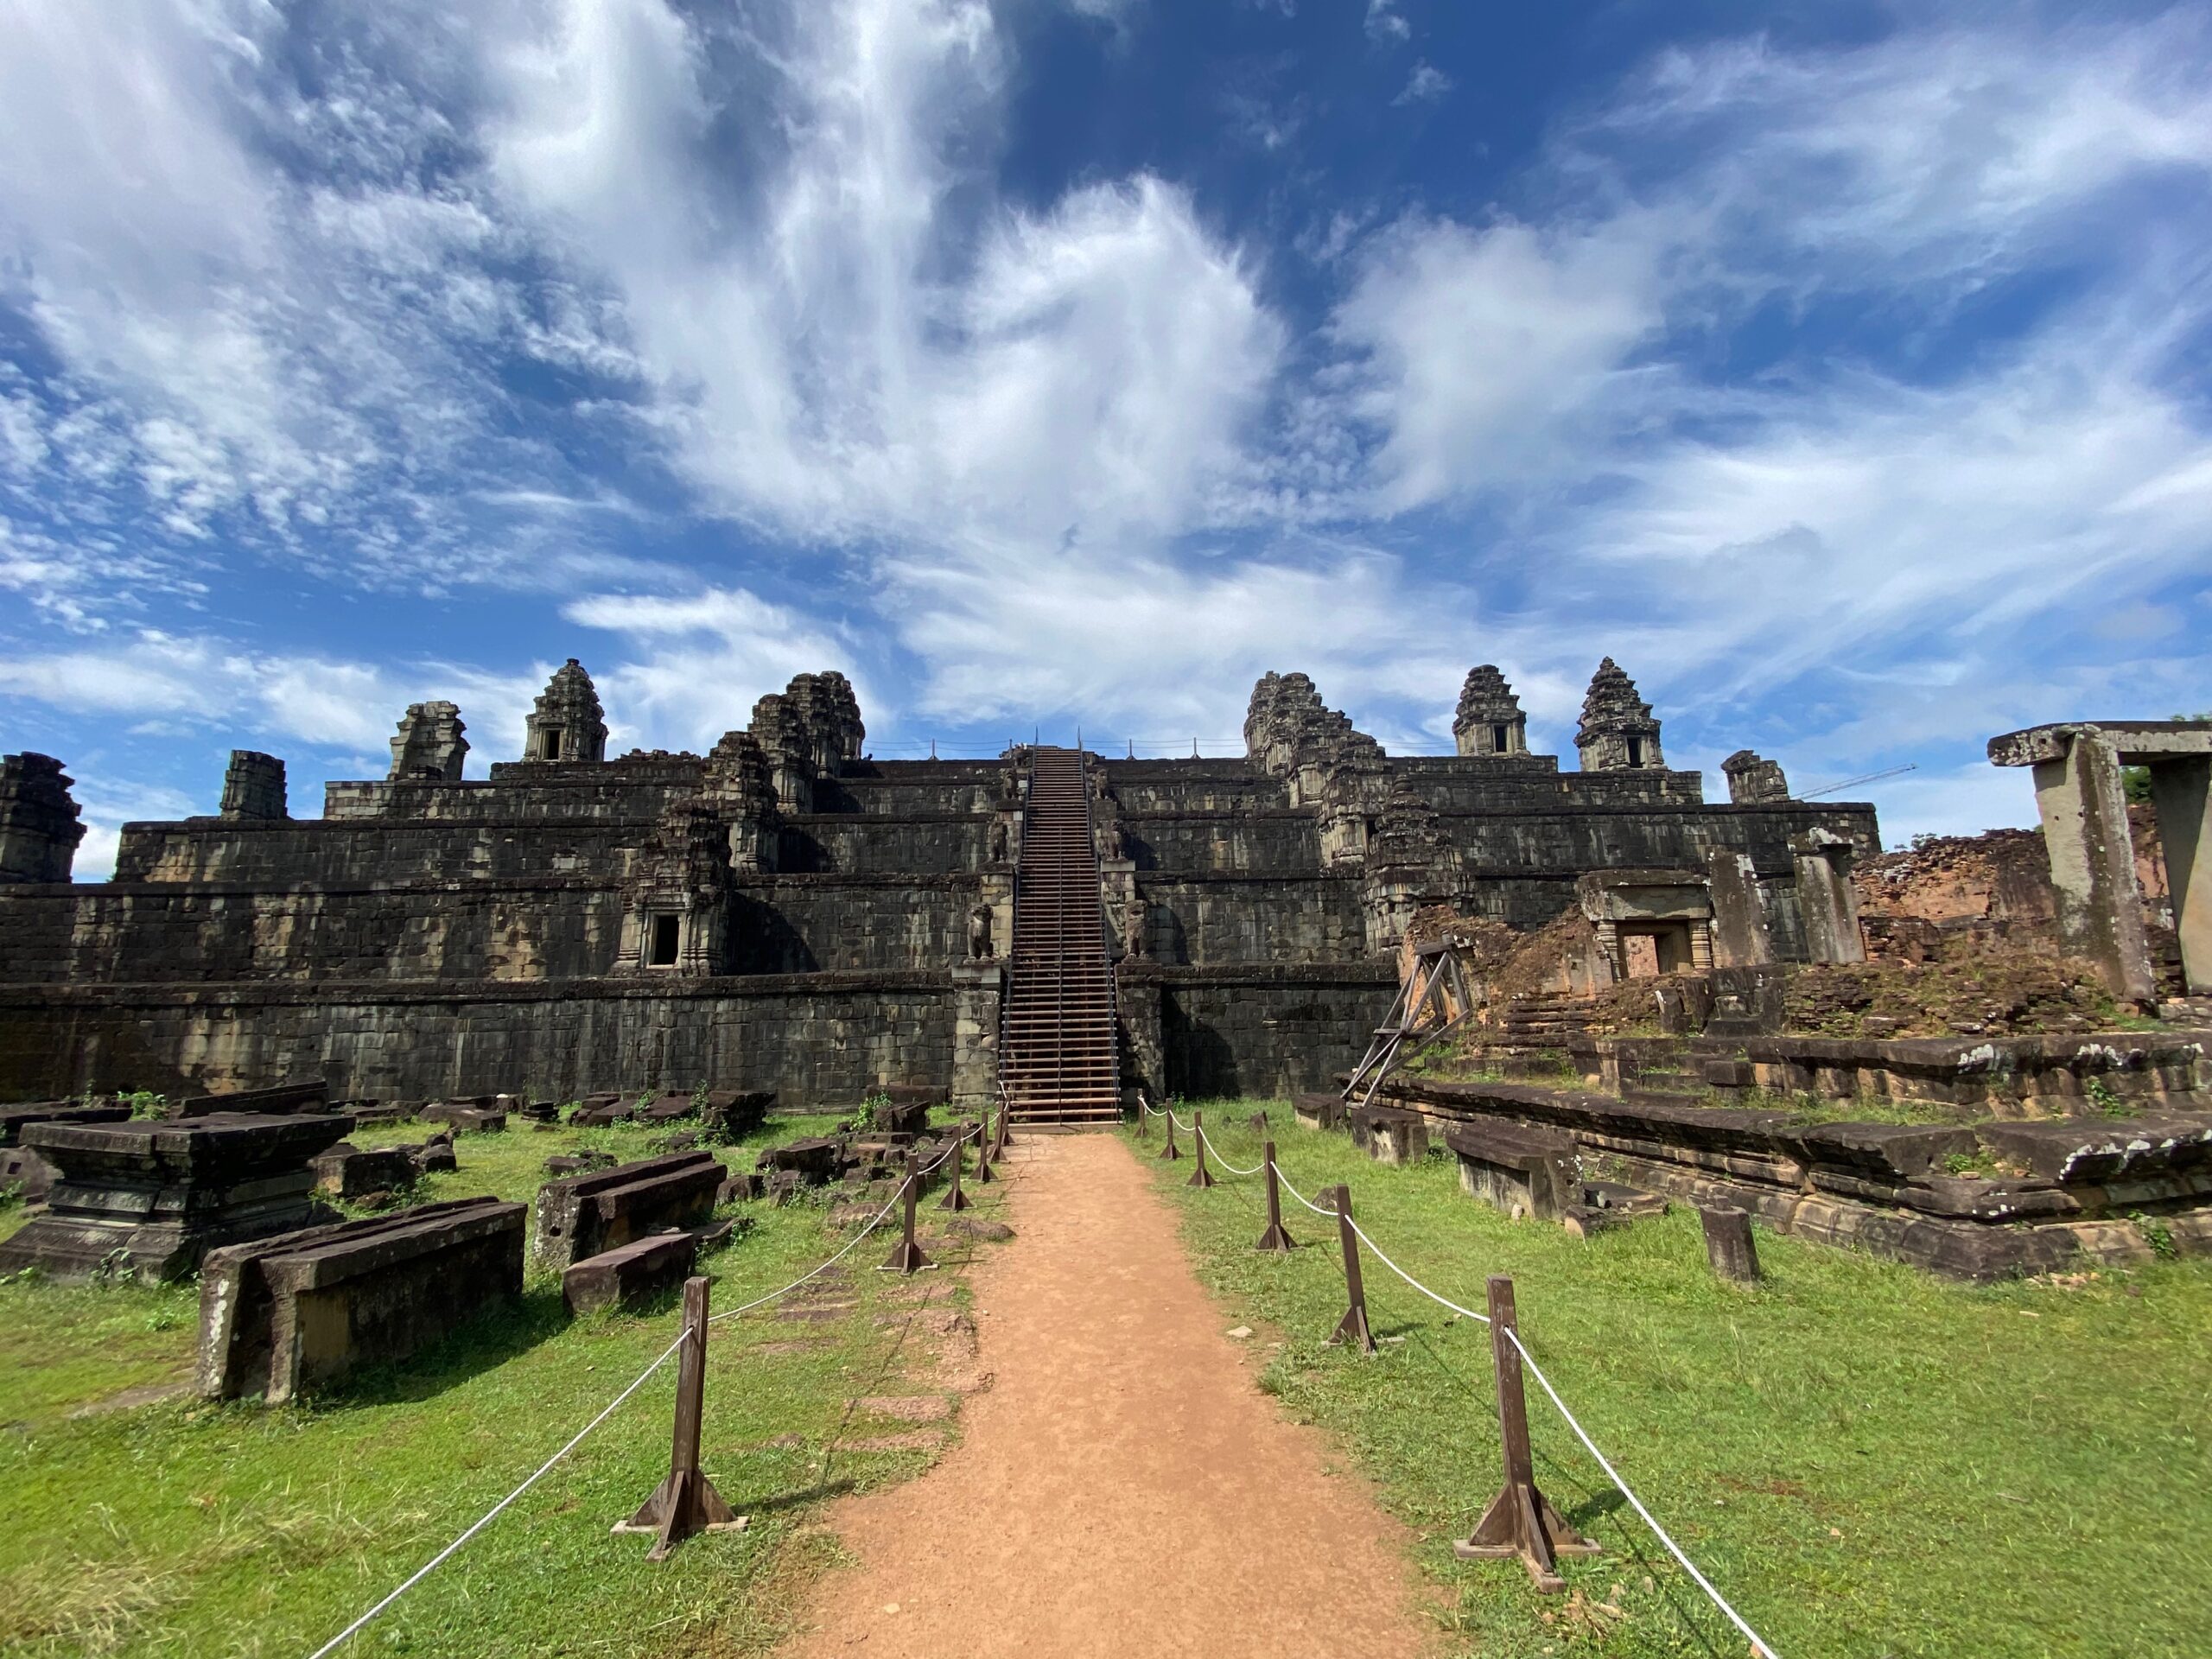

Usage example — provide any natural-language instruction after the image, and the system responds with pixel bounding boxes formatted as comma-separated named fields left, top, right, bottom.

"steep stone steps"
left=1001, top=747, right=1122, bottom=1126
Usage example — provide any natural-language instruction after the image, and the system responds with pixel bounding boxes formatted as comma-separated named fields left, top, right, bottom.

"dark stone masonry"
left=0, top=656, right=1881, bottom=1115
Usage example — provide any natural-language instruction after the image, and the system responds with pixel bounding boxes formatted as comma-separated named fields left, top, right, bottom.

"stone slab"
left=561, top=1230, right=699, bottom=1316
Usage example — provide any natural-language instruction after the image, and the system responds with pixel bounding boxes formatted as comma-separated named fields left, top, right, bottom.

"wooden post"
left=1255, top=1141, right=1294, bottom=1253
left=1454, top=1275, right=1597, bottom=1592
left=1700, top=1206, right=1761, bottom=1283
left=1160, top=1109, right=1181, bottom=1161
left=1186, top=1109, right=1216, bottom=1188
left=1327, top=1185, right=1376, bottom=1354
left=938, top=1125, right=973, bottom=1211
left=997, top=1095, right=1015, bottom=1147
left=880, top=1151, right=933, bottom=1274
left=973, top=1118, right=995, bottom=1185
left=616, top=1276, right=741, bottom=1559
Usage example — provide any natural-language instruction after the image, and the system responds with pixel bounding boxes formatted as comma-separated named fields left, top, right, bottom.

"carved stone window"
left=648, top=912, right=681, bottom=967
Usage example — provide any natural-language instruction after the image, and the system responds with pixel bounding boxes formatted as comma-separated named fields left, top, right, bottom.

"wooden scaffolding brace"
left=1341, top=938, right=1476, bottom=1112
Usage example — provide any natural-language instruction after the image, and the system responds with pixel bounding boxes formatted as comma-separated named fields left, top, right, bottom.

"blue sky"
left=3, top=0, right=2209, bottom=876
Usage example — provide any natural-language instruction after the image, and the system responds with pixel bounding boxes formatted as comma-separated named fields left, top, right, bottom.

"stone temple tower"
left=0, top=752, right=87, bottom=883
left=524, top=659, right=607, bottom=765
left=1452, top=664, right=1529, bottom=758
left=1575, top=658, right=1665, bottom=772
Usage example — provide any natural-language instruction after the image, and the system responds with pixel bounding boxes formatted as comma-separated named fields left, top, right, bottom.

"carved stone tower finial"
left=524, top=658, right=607, bottom=765
left=0, top=752, right=87, bottom=883
left=1452, top=664, right=1528, bottom=758
left=1575, top=658, right=1664, bottom=772
left=219, top=751, right=288, bottom=821
left=1722, top=749, right=1790, bottom=805
left=388, top=702, right=468, bottom=781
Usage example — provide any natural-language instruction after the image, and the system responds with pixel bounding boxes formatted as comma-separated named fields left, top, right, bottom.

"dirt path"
left=779, top=1133, right=1438, bottom=1659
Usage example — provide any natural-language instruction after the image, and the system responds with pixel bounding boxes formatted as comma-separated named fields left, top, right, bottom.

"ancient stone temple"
left=0, top=657, right=1879, bottom=1114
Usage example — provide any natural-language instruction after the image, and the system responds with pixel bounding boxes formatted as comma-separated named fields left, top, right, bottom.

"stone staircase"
left=1002, top=747, right=1122, bottom=1126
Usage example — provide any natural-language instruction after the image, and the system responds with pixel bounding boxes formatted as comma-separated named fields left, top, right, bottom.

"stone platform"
left=1370, top=1074, right=2212, bottom=1280
left=0, top=1111, right=355, bottom=1281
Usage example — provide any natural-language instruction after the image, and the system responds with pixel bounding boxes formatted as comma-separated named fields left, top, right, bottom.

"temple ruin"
left=0, top=656, right=1881, bottom=1117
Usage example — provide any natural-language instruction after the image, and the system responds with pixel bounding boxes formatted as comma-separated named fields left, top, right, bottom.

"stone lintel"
left=1989, top=721, right=2212, bottom=768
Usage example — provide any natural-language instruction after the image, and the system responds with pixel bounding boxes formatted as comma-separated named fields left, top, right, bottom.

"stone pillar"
left=0, top=753, right=86, bottom=883
left=219, top=752, right=288, bottom=821
left=1792, top=830, right=1866, bottom=965
left=1705, top=849, right=1775, bottom=967
left=950, top=961, right=1002, bottom=1114
left=2146, top=758, right=2211, bottom=995
left=2027, top=733, right=2154, bottom=1003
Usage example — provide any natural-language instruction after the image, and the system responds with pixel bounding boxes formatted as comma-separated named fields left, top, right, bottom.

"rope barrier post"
left=1327, top=1185, right=1377, bottom=1355
left=1135, top=1097, right=1149, bottom=1139
left=880, top=1153, right=933, bottom=1274
left=1159, top=1109, right=1181, bottom=1161
left=617, top=1276, right=741, bottom=1560
left=1454, top=1275, right=1597, bottom=1592
left=997, top=1095, right=1015, bottom=1148
left=1186, top=1109, right=1216, bottom=1188
left=1255, top=1141, right=1294, bottom=1253
left=973, top=1117, right=995, bottom=1185
left=938, top=1124, right=973, bottom=1211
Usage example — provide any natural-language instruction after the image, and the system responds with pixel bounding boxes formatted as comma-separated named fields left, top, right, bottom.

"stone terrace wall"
left=1122, top=811, right=1320, bottom=874
left=0, top=974, right=955, bottom=1103
left=1157, top=965, right=1396, bottom=1098
left=115, top=819, right=647, bottom=886
left=778, top=815, right=994, bottom=874
left=728, top=876, right=982, bottom=972
left=0, top=883, right=624, bottom=983
left=1137, top=874, right=1367, bottom=964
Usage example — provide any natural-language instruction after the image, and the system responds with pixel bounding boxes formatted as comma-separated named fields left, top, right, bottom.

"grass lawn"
left=1138, top=1104, right=2212, bottom=1659
left=0, top=1111, right=1003, bottom=1658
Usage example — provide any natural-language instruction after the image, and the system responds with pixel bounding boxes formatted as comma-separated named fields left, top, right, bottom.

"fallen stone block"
left=757, top=1135, right=840, bottom=1184
left=1292, top=1092, right=1344, bottom=1132
left=1444, top=1122, right=1579, bottom=1223
left=570, top=1095, right=637, bottom=1128
left=518, top=1101, right=562, bottom=1123
left=2, top=1099, right=132, bottom=1146
left=421, top=1103, right=506, bottom=1134
left=172, top=1079, right=328, bottom=1118
left=870, top=1099, right=931, bottom=1136
left=717, top=1172, right=765, bottom=1204
left=313, top=1142, right=418, bottom=1200
left=532, top=1150, right=724, bottom=1272
left=0, top=1112, right=356, bottom=1282
left=638, top=1091, right=698, bottom=1123
left=1, top=1144, right=56, bottom=1202
left=561, top=1230, right=698, bottom=1317
left=195, top=1196, right=524, bottom=1402
left=1349, top=1105, right=1429, bottom=1166
left=544, top=1151, right=614, bottom=1178
left=701, top=1089, right=774, bottom=1141
left=410, top=1133, right=458, bottom=1176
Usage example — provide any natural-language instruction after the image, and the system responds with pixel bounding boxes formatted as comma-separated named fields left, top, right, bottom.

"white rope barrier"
left=1276, top=1175, right=1341, bottom=1217
left=1342, top=1214, right=1491, bottom=1325
left=1506, top=1327, right=1780, bottom=1659
left=304, top=1332, right=686, bottom=1658
left=308, top=1125, right=988, bottom=1656
left=1229, top=1140, right=1775, bottom=1658
left=1169, top=1109, right=1195, bottom=1134
left=1194, top=1125, right=1263, bottom=1177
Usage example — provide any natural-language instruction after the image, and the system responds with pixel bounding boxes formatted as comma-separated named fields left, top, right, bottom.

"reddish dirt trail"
left=779, top=1133, right=1438, bottom=1659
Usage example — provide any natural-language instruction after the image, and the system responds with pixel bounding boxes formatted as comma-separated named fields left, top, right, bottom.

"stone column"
left=1705, top=849, right=1775, bottom=967
left=2029, top=732, right=2154, bottom=1003
left=0, top=753, right=86, bottom=884
left=950, top=961, right=1002, bottom=1114
left=2146, top=757, right=2211, bottom=995
left=219, top=752, right=288, bottom=821
left=1792, top=830, right=1867, bottom=965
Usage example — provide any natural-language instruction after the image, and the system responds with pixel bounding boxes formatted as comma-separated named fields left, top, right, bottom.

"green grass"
left=1141, top=1103, right=2212, bottom=1659
left=0, top=1110, right=1002, bottom=1658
